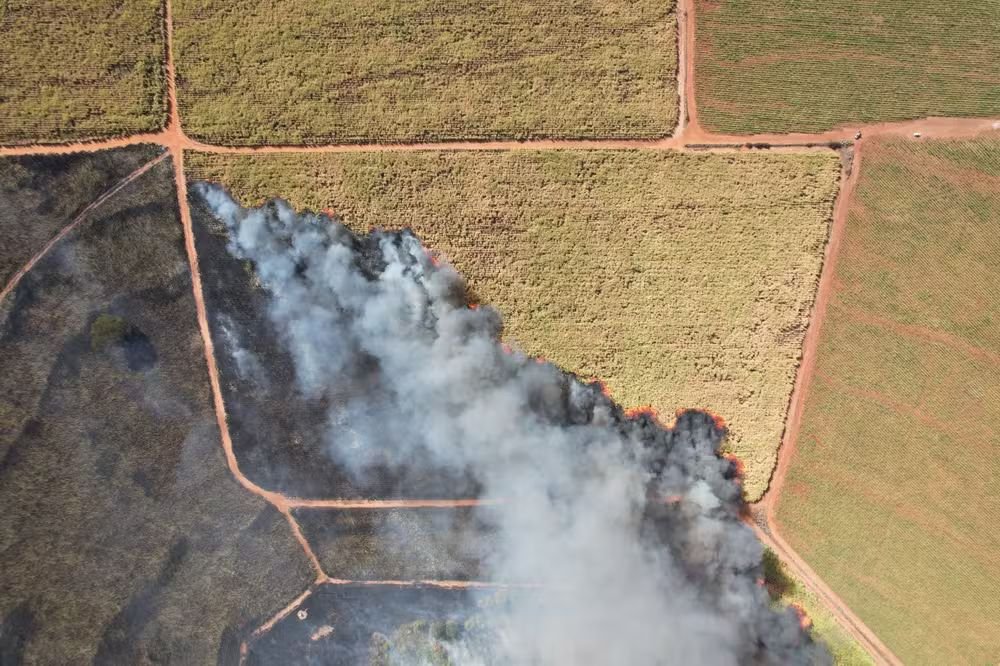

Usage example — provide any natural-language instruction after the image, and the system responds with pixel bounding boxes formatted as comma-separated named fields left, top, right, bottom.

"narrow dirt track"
left=252, top=586, right=317, bottom=637
left=0, top=152, right=169, bottom=304
left=3, top=0, right=999, bottom=658
left=247, top=577, right=536, bottom=648
left=746, top=143, right=910, bottom=665
left=160, top=0, right=333, bottom=584
left=287, top=497, right=495, bottom=509
left=756, top=144, right=863, bottom=519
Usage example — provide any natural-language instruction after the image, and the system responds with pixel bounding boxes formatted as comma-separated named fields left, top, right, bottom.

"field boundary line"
left=748, top=143, right=909, bottom=665
left=673, top=0, right=688, bottom=137
left=0, top=152, right=169, bottom=304
left=160, top=0, right=328, bottom=584
left=3, top=116, right=999, bottom=159
left=288, top=497, right=493, bottom=509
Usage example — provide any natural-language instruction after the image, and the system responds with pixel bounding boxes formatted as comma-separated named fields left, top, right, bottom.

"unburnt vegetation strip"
left=0, top=154, right=313, bottom=663
left=694, top=0, right=1000, bottom=134
left=173, top=0, right=678, bottom=145
left=0, top=0, right=167, bottom=144
left=187, top=149, right=841, bottom=501
left=775, top=136, right=1000, bottom=665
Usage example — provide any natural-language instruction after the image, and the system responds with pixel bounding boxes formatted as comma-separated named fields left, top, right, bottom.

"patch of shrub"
left=761, top=547, right=795, bottom=600
left=90, top=313, right=127, bottom=351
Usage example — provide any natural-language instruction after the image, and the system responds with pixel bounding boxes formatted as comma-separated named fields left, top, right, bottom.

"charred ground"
left=0, top=149, right=313, bottom=663
left=245, top=584, right=482, bottom=666
left=188, top=192, right=480, bottom=499
left=294, top=508, right=497, bottom=582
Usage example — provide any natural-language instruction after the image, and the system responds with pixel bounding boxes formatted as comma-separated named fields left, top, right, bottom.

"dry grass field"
left=694, top=0, right=1000, bottom=134
left=0, top=0, right=166, bottom=144
left=187, top=149, right=840, bottom=501
left=775, top=137, right=1000, bottom=664
left=173, top=0, right=677, bottom=145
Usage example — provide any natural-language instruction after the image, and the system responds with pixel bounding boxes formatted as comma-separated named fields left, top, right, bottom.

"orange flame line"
left=789, top=602, right=813, bottom=629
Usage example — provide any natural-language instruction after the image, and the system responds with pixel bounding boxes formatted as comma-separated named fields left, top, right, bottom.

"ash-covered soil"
left=188, top=189, right=480, bottom=499
left=294, top=507, right=497, bottom=581
left=0, top=145, right=163, bottom=287
left=246, top=583, right=482, bottom=666
left=0, top=154, right=313, bottom=664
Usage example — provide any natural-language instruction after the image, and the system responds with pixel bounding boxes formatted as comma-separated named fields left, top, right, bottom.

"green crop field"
left=0, top=0, right=166, bottom=144
left=694, top=0, right=1000, bottom=134
left=173, top=0, right=677, bottom=145
left=775, top=136, right=1000, bottom=664
left=187, top=149, right=840, bottom=501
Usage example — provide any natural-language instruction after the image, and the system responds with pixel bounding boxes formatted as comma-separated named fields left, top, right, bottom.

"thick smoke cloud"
left=197, top=184, right=829, bottom=666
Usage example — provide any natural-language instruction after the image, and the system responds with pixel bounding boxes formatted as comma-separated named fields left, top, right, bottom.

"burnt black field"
left=0, top=145, right=162, bottom=287
left=188, top=190, right=481, bottom=499
left=0, top=149, right=314, bottom=663
left=246, top=584, right=481, bottom=665
left=0, top=150, right=492, bottom=663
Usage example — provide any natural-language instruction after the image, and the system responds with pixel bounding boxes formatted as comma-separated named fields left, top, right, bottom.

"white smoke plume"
left=218, top=312, right=270, bottom=390
left=196, top=184, right=830, bottom=666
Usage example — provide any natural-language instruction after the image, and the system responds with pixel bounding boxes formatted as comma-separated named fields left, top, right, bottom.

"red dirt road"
left=747, top=142, right=910, bottom=666
left=756, top=144, right=863, bottom=520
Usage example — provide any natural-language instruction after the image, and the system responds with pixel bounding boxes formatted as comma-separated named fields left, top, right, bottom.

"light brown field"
left=187, top=149, right=840, bottom=500
left=172, top=0, right=678, bottom=145
left=0, top=0, right=166, bottom=144
left=775, top=136, right=1000, bottom=664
